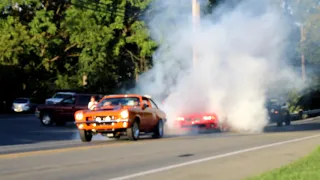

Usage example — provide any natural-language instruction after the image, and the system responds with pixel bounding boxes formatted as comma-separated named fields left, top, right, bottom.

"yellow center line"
left=0, top=137, right=183, bottom=159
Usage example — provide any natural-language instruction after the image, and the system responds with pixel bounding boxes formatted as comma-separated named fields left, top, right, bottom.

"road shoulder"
left=133, top=135, right=320, bottom=180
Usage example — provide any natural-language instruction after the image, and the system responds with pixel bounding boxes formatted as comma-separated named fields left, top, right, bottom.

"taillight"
left=176, top=117, right=184, bottom=121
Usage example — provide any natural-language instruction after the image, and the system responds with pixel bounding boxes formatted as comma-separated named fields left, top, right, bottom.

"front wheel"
left=127, top=121, right=140, bottom=141
left=79, top=130, right=92, bottom=142
left=152, top=119, right=164, bottom=138
left=40, top=113, right=54, bottom=126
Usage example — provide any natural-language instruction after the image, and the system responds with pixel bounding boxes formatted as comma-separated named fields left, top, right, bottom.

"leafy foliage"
left=0, top=0, right=319, bottom=110
left=0, top=0, right=156, bottom=105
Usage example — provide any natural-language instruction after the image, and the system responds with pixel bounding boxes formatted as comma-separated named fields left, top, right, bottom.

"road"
left=0, top=115, right=319, bottom=180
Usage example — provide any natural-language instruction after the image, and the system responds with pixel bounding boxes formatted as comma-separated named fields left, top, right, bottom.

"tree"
left=0, top=0, right=157, bottom=106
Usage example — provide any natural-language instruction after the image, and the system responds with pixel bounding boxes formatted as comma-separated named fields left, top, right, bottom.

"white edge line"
left=109, top=133, right=320, bottom=180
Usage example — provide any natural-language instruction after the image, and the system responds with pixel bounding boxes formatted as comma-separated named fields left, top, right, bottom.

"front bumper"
left=75, top=119, right=129, bottom=132
left=12, top=106, right=30, bottom=112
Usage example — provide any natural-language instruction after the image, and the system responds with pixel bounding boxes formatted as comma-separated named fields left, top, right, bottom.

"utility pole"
left=192, top=0, right=200, bottom=65
left=300, top=25, right=306, bottom=82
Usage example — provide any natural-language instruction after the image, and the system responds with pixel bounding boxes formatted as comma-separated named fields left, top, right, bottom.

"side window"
left=149, top=99, right=158, bottom=109
left=61, top=96, right=76, bottom=104
left=77, top=95, right=91, bottom=105
left=142, top=97, right=150, bottom=107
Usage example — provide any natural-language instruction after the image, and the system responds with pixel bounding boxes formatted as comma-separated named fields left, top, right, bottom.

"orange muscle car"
left=74, top=94, right=167, bottom=142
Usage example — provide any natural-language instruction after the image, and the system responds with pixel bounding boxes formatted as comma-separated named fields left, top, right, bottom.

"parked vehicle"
left=266, top=98, right=291, bottom=127
left=36, top=93, right=103, bottom=126
left=11, top=98, right=37, bottom=113
left=45, top=92, right=76, bottom=104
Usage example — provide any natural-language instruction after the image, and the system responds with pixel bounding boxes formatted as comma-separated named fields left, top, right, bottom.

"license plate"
left=96, top=117, right=111, bottom=122
left=107, top=133, right=114, bottom=137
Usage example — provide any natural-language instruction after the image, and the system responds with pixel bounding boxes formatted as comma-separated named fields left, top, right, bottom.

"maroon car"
left=35, top=93, right=102, bottom=126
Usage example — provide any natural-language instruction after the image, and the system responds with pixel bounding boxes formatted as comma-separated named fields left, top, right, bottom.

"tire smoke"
left=133, top=0, right=305, bottom=133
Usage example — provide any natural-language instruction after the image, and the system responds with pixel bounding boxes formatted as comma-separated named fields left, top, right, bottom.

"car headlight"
left=120, top=110, right=129, bottom=119
left=176, top=117, right=184, bottom=121
left=75, top=112, right=83, bottom=120
left=203, top=116, right=215, bottom=120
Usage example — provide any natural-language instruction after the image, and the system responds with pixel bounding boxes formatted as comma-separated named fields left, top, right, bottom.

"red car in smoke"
left=175, top=113, right=220, bottom=131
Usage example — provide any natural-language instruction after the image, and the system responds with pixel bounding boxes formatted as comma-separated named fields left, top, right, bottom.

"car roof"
left=15, top=97, right=30, bottom=100
left=102, top=94, right=152, bottom=99
left=76, top=93, right=103, bottom=96
left=55, top=92, right=76, bottom=95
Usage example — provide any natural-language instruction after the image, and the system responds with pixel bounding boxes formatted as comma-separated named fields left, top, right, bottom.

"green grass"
left=247, top=146, right=320, bottom=180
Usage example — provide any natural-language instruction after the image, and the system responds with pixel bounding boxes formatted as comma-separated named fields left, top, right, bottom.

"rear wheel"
left=40, top=113, right=54, bottom=126
left=79, top=130, right=92, bottom=142
left=127, top=121, right=140, bottom=141
left=152, top=119, right=164, bottom=138
left=285, top=114, right=291, bottom=126
left=277, top=121, right=283, bottom=127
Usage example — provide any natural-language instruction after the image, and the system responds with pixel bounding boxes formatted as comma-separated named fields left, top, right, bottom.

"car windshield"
left=98, top=97, right=140, bottom=107
left=52, top=93, right=73, bottom=99
left=266, top=99, right=281, bottom=108
left=14, top=98, right=28, bottom=103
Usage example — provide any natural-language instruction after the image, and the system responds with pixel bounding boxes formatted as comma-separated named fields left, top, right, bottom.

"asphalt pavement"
left=0, top=114, right=78, bottom=146
left=0, top=114, right=319, bottom=180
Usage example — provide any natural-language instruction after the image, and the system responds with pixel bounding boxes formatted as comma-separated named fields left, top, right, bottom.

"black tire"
left=55, top=121, right=66, bottom=126
left=298, top=110, right=303, bottom=120
left=277, top=121, right=282, bottom=127
left=152, top=119, right=164, bottom=138
left=40, top=112, right=54, bottom=126
left=79, top=130, right=92, bottom=142
left=127, top=120, right=140, bottom=141
left=285, top=115, right=291, bottom=126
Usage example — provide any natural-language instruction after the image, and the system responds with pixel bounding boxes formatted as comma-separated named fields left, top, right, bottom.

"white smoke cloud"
left=133, top=0, right=305, bottom=133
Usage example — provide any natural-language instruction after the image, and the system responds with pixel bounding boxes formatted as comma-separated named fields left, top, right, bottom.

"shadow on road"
left=0, top=114, right=78, bottom=146
left=1, top=113, right=319, bottom=147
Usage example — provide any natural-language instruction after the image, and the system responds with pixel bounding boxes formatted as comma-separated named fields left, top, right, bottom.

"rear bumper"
left=269, top=114, right=287, bottom=122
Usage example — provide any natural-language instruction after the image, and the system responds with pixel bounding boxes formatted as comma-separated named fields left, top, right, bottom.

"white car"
left=45, top=92, right=76, bottom=104
left=12, top=98, right=36, bottom=113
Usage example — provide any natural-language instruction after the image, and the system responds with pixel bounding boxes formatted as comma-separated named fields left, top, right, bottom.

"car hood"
left=82, top=105, right=128, bottom=114
left=179, top=112, right=218, bottom=117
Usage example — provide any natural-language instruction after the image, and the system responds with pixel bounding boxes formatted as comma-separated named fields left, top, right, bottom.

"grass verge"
left=247, top=146, right=320, bottom=180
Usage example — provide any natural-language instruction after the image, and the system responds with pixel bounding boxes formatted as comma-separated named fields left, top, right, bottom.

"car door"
left=60, top=96, right=76, bottom=121
left=149, top=99, right=160, bottom=126
left=140, top=97, right=155, bottom=131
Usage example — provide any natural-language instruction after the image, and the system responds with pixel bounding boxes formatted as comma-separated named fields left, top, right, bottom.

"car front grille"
left=185, top=117, right=201, bottom=122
